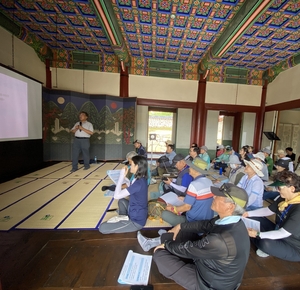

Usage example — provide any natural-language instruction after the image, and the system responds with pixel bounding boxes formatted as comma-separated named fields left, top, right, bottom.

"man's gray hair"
left=126, top=151, right=138, bottom=160
left=224, top=197, right=245, bottom=216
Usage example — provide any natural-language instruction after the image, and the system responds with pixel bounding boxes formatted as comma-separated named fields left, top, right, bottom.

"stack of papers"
left=118, top=250, right=152, bottom=285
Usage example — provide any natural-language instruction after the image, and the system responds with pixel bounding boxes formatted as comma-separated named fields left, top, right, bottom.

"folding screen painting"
left=42, top=88, right=136, bottom=160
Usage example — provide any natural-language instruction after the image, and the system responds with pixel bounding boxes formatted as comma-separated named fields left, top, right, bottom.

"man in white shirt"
left=71, top=111, right=94, bottom=171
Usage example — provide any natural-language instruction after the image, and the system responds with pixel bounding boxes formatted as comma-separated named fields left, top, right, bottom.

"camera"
left=162, top=176, right=168, bottom=181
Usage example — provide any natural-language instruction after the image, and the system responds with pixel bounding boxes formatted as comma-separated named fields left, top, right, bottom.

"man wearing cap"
left=137, top=183, right=250, bottom=290
left=161, top=154, right=193, bottom=197
left=152, top=144, right=177, bottom=177
left=160, top=159, right=214, bottom=226
left=227, top=154, right=245, bottom=185
left=133, top=139, right=147, bottom=158
left=252, top=151, right=269, bottom=181
left=199, top=145, right=211, bottom=170
left=263, top=158, right=290, bottom=200
left=262, top=148, right=273, bottom=176
left=216, top=144, right=225, bottom=157
left=237, top=159, right=264, bottom=210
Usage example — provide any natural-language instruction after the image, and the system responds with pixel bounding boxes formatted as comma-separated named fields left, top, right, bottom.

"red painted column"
left=254, top=80, right=268, bottom=151
left=120, top=65, right=129, bottom=97
left=45, top=59, right=52, bottom=89
left=193, top=73, right=207, bottom=146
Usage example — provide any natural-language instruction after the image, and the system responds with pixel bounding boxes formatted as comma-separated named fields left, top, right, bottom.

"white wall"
left=222, top=116, right=234, bottom=142
left=206, top=82, right=262, bottom=106
left=176, top=108, right=192, bottom=148
left=129, top=75, right=198, bottom=102
left=136, top=105, right=149, bottom=148
left=241, top=113, right=256, bottom=148
left=261, top=111, right=276, bottom=150
left=0, top=26, right=46, bottom=84
left=51, top=68, right=120, bottom=95
left=205, top=111, right=219, bottom=150
left=267, top=65, right=300, bottom=106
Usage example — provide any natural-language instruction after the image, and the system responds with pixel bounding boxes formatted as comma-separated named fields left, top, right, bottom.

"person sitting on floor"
left=99, top=155, right=148, bottom=234
left=212, top=145, right=235, bottom=171
left=199, top=145, right=211, bottom=170
left=277, top=149, right=293, bottom=172
left=237, top=159, right=264, bottom=210
left=227, top=154, right=245, bottom=185
left=286, top=147, right=296, bottom=166
left=137, top=183, right=250, bottom=290
left=238, top=145, right=250, bottom=166
left=188, top=146, right=207, bottom=167
left=263, top=158, right=290, bottom=201
left=252, top=151, right=269, bottom=181
left=262, top=147, right=274, bottom=177
left=244, top=171, right=300, bottom=261
left=160, top=159, right=214, bottom=226
left=152, top=143, right=176, bottom=177
left=133, top=139, right=147, bottom=158
left=216, top=144, right=225, bottom=157
left=161, top=154, right=193, bottom=197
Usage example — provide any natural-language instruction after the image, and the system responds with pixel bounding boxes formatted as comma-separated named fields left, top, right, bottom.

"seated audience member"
left=99, top=156, right=148, bottom=234
left=160, top=160, right=214, bottom=226
left=277, top=149, right=294, bottom=172
left=152, top=143, right=176, bottom=177
left=191, top=142, right=198, bottom=148
left=247, top=145, right=254, bottom=159
left=133, top=139, right=147, bottom=158
left=252, top=152, right=269, bottom=181
left=244, top=171, right=300, bottom=261
left=263, top=148, right=274, bottom=176
left=189, top=146, right=208, bottom=170
left=199, top=145, right=211, bottom=170
left=216, top=144, right=225, bottom=157
left=227, top=154, right=245, bottom=185
left=161, top=154, right=193, bottom=197
left=239, top=145, right=250, bottom=165
left=138, top=183, right=250, bottom=290
left=286, top=147, right=296, bottom=167
left=263, top=158, right=290, bottom=200
left=212, top=145, right=234, bottom=170
left=237, top=159, right=264, bottom=210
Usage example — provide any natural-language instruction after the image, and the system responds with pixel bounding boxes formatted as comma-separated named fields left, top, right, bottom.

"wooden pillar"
left=232, top=112, right=242, bottom=151
left=193, top=73, right=207, bottom=146
left=45, top=59, right=52, bottom=89
left=253, top=80, right=268, bottom=151
left=120, top=65, right=129, bottom=97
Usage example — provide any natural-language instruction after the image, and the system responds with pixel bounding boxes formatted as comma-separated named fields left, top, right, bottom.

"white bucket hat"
left=227, top=155, right=241, bottom=165
left=253, top=152, right=265, bottom=162
left=244, top=159, right=264, bottom=177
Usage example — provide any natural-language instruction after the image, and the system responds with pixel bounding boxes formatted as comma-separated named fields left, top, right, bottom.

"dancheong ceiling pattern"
left=0, top=0, right=299, bottom=84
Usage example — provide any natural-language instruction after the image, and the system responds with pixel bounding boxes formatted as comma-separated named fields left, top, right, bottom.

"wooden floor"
left=1, top=228, right=300, bottom=290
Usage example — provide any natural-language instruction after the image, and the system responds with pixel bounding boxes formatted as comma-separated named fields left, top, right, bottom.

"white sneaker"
left=150, top=178, right=157, bottom=184
left=256, top=249, right=269, bottom=258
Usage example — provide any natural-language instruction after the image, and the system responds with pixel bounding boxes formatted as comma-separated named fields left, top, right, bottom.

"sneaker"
left=137, top=231, right=153, bottom=252
left=256, top=249, right=269, bottom=258
left=150, top=178, right=157, bottom=185
left=83, top=166, right=90, bottom=170
left=70, top=169, right=77, bottom=173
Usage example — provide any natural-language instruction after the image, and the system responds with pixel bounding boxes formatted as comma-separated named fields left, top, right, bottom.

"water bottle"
left=219, top=167, right=223, bottom=176
left=94, top=156, right=97, bottom=164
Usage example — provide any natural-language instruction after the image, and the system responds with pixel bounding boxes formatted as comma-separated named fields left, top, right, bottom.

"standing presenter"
left=71, top=111, right=94, bottom=172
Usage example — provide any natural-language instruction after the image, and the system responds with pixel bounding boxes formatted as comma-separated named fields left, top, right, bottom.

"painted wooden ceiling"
left=0, top=0, right=299, bottom=84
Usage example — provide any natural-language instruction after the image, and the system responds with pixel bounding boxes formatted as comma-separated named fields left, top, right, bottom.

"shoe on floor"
left=83, top=167, right=90, bottom=170
left=256, top=249, right=269, bottom=258
left=150, top=178, right=157, bottom=185
left=70, top=169, right=77, bottom=172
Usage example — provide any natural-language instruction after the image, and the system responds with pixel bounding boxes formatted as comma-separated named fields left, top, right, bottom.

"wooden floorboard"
left=1, top=229, right=300, bottom=290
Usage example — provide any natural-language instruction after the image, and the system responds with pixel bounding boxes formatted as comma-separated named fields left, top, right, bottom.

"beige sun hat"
left=244, top=159, right=264, bottom=177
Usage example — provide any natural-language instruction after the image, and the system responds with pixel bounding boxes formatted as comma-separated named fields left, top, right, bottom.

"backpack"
left=148, top=199, right=167, bottom=221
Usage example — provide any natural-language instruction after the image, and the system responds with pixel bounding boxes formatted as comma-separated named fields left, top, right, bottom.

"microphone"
left=79, top=121, right=82, bottom=132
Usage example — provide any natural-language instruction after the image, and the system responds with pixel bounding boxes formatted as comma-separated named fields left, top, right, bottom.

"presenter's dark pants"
left=250, top=217, right=300, bottom=261
left=72, top=137, right=90, bottom=170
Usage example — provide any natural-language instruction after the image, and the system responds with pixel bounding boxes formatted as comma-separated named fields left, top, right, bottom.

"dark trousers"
left=72, top=138, right=90, bottom=170
left=153, top=231, right=201, bottom=290
left=250, top=217, right=300, bottom=262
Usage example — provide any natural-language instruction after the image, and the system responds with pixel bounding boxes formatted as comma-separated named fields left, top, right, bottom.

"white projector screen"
left=0, top=65, right=42, bottom=141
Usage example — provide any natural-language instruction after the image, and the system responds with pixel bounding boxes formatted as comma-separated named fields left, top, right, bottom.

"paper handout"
left=241, top=217, right=260, bottom=232
left=107, top=169, right=121, bottom=185
left=159, top=192, right=185, bottom=207
left=118, top=250, right=152, bottom=285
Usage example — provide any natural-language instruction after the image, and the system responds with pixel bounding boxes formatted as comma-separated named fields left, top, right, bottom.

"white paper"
left=241, top=217, right=260, bottom=232
left=160, top=192, right=185, bottom=207
left=118, top=250, right=152, bottom=285
left=107, top=169, right=121, bottom=185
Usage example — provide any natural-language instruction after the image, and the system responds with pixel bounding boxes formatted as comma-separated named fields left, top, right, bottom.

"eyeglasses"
left=220, top=184, right=236, bottom=204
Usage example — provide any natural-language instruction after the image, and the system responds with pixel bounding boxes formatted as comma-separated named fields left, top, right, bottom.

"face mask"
left=230, top=164, right=237, bottom=169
